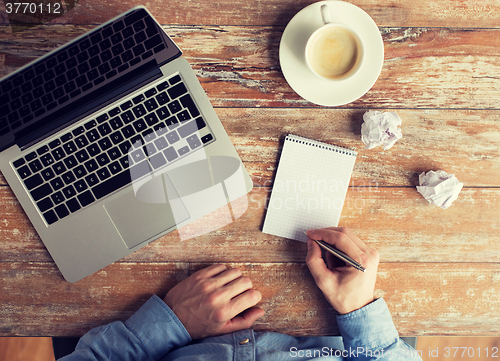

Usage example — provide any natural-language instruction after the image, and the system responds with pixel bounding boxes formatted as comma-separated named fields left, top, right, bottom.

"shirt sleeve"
left=336, top=298, right=422, bottom=361
left=59, top=295, right=192, bottom=361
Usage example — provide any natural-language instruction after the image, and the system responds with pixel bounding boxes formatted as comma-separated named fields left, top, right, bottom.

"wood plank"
left=217, top=108, right=500, bottom=187
left=2, top=0, right=500, bottom=28
left=2, top=26, right=500, bottom=109
left=1, top=187, right=499, bottom=264
left=0, top=107, right=499, bottom=186
left=417, top=337, right=500, bottom=359
left=377, top=263, right=500, bottom=336
left=0, top=337, right=55, bottom=361
left=2, top=262, right=500, bottom=336
left=0, top=262, right=189, bottom=336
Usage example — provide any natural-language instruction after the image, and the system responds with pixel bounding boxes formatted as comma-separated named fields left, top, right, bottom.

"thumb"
left=305, top=238, right=329, bottom=279
left=221, top=307, right=265, bottom=334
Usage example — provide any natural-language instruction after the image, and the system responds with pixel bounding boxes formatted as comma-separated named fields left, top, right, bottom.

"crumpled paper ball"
left=416, top=170, right=463, bottom=209
left=361, top=110, right=402, bottom=150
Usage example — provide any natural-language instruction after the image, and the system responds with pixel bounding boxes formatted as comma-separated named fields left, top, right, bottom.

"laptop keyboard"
left=12, top=74, right=215, bottom=225
left=0, top=8, right=166, bottom=138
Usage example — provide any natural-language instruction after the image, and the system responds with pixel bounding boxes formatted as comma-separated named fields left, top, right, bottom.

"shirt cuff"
left=124, top=294, right=192, bottom=360
left=336, top=298, right=399, bottom=351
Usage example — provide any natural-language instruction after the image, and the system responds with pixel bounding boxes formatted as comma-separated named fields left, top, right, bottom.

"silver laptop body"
left=0, top=7, right=252, bottom=282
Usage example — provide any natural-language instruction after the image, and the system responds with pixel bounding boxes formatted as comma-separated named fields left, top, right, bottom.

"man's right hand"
left=163, top=264, right=265, bottom=340
left=305, top=227, right=380, bottom=314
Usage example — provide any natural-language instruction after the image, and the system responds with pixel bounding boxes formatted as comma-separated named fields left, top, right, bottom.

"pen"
left=302, top=232, right=366, bottom=272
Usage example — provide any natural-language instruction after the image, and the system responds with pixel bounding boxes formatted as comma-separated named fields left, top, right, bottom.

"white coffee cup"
left=305, top=4, right=364, bottom=81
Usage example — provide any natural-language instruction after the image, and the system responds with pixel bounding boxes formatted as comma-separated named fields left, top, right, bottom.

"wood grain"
left=0, top=337, right=55, bottom=361
left=2, top=0, right=500, bottom=27
left=2, top=262, right=500, bottom=336
left=1, top=186, right=499, bottom=264
left=2, top=26, right=500, bottom=109
left=1, top=108, right=500, bottom=187
left=1, top=0, right=500, bottom=339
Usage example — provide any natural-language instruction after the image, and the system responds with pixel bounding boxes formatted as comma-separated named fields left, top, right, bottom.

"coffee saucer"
left=279, top=0, right=384, bottom=106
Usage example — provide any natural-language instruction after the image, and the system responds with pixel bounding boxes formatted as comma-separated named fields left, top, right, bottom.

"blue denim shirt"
left=60, top=296, right=422, bottom=361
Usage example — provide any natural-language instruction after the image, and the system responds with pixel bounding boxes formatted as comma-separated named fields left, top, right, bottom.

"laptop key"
left=132, top=94, right=145, bottom=104
left=25, top=173, right=44, bottom=190
left=41, top=168, right=55, bottom=181
left=17, top=165, right=32, bottom=179
left=180, top=94, right=200, bottom=118
left=51, top=191, right=65, bottom=205
left=84, top=159, right=99, bottom=173
left=63, top=141, right=77, bottom=154
left=92, top=160, right=151, bottom=199
left=29, top=159, right=43, bottom=173
left=31, top=183, right=52, bottom=201
left=78, top=190, right=95, bottom=207
left=85, top=173, right=99, bottom=187
left=37, top=145, right=49, bottom=155
left=62, top=185, right=77, bottom=198
left=149, top=153, right=166, bottom=169
left=61, top=133, right=73, bottom=143
left=66, top=198, right=81, bottom=213
left=61, top=171, right=76, bottom=185
left=156, top=81, right=169, bottom=91
left=87, top=144, right=101, bottom=157
left=24, top=152, right=37, bottom=162
left=201, top=134, right=214, bottom=144
left=120, top=100, right=133, bottom=110
left=187, top=134, right=202, bottom=150
left=178, top=146, right=190, bottom=156
left=75, top=135, right=89, bottom=148
left=53, top=161, right=67, bottom=175
left=52, top=147, right=66, bottom=161
left=37, top=197, right=53, bottom=212
left=132, top=104, right=147, bottom=118
left=55, top=204, right=70, bottom=219
left=50, top=177, right=65, bottom=191
left=97, top=123, right=112, bottom=136
left=177, top=110, right=191, bottom=123
left=63, top=155, right=78, bottom=169
left=166, top=131, right=180, bottom=144
left=163, top=147, right=178, bottom=162
left=74, top=179, right=88, bottom=192
left=120, top=110, right=135, bottom=123
left=167, top=82, right=187, bottom=99
left=178, top=118, right=204, bottom=138
left=167, top=100, right=182, bottom=114
left=109, top=161, right=122, bottom=174
left=40, top=153, right=55, bottom=167
left=169, top=75, right=182, bottom=85
left=156, top=106, right=169, bottom=120
left=43, top=210, right=58, bottom=225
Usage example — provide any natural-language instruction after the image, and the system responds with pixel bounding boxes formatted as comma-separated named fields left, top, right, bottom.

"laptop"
left=0, top=7, right=253, bottom=282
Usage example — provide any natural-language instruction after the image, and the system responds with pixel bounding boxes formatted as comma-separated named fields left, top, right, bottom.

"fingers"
left=305, top=239, right=331, bottom=287
left=205, top=266, right=262, bottom=320
left=222, top=307, right=265, bottom=334
left=307, top=228, right=365, bottom=265
left=318, top=227, right=370, bottom=252
left=194, top=263, right=228, bottom=279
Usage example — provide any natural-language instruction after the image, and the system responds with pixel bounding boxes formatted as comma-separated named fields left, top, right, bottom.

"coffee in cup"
left=305, top=4, right=364, bottom=81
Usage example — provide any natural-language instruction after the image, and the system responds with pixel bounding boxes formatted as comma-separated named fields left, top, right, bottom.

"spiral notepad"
left=262, top=135, right=357, bottom=242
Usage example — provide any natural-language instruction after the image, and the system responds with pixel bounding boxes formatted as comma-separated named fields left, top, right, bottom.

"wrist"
left=336, top=297, right=377, bottom=315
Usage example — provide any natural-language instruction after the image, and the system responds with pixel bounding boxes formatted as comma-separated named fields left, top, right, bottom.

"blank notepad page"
left=262, top=135, right=357, bottom=242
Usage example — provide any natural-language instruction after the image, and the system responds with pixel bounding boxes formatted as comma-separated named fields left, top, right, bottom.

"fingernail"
left=307, top=239, right=313, bottom=249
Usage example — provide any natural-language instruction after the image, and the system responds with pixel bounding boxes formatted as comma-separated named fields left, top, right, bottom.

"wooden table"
left=2, top=0, right=500, bottom=337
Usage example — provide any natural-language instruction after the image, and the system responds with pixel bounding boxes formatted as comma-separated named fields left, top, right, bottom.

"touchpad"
left=103, top=175, right=190, bottom=249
